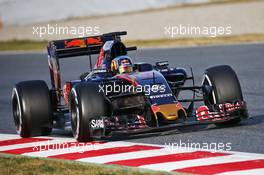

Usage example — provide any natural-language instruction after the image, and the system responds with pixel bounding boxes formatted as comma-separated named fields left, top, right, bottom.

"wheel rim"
left=12, top=89, right=22, bottom=134
left=202, top=74, right=216, bottom=105
left=70, top=93, right=79, bottom=139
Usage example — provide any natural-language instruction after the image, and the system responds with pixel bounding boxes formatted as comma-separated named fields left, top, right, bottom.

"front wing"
left=89, top=100, right=248, bottom=138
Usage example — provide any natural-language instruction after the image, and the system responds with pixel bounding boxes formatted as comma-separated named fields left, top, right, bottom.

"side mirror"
left=155, top=61, right=169, bottom=69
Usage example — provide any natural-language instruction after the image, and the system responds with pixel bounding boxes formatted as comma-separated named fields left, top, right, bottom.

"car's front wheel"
left=70, top=83, right=110, bottom=142
left=202, top=65, right=247, bottom=125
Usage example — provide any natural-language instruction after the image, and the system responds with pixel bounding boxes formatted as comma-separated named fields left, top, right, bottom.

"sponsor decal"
left=93, top=68, right=107, bottom=74
left=90, top=119, right=104, bottom=129
left=64, top=39, right=86, bottom=48
left=87, top=37, right=102, bottom=45
left=149, top=93, right=173, bottom=99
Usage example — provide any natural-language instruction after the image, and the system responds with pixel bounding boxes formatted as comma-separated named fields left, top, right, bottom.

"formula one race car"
left=12, top=31, right=248, bottom=141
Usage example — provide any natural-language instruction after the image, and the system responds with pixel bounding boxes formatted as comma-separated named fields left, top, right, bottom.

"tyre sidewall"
left=12, top=80, right=52, bottom=137
left=70, top=83, right=110, bottom=142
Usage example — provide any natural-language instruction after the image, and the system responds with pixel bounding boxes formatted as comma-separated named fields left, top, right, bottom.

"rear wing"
left=47, top=31, right=136, bottom=58
left=47, top=31, right=137, bottom=106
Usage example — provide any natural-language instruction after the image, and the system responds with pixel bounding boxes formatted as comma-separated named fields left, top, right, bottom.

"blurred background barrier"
left=0, top=0, right=263, bottom=42
left=0, top=0, right=209, bottom=26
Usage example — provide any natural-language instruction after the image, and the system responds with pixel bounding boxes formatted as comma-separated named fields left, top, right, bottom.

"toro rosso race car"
left=12, top=31, right=249, bottom=141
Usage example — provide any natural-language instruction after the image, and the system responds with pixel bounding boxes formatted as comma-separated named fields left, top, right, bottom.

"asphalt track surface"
left=0, top=43, right=263, bottom=153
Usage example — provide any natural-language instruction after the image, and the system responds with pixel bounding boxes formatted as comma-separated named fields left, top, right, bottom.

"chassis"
left=12, top=31, right=248, bottom=141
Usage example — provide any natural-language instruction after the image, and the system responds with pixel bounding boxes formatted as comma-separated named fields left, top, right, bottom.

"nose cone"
left=152, top=103, right=186, bottom=121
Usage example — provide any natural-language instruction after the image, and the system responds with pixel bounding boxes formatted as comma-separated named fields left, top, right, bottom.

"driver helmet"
left=111, top=56, right=133, bottom=74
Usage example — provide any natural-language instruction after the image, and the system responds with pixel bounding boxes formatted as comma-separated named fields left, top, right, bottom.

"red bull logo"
left=64, top=39, right=86, bottom=48
left=87, top=37, right=102, bottom=45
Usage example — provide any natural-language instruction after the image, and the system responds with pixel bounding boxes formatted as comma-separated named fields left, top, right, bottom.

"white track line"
left=215, top=150, right=264, bottom=159
left=0, top=135, right=81, bottom=152
left=77, top=147, right=193, bottom=163
left=140, top=154, right=264, bottom=172
left=0, top=139, right=67, bottom=151
left=217, top=168, right=264, bottom=175
left=0, top=134, right=21, bottom=141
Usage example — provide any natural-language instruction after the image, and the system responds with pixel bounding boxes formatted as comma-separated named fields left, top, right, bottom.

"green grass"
left=0, top=34, right=264, bottom=51
left=0, top=40, right=48, bottom=51
left=0, top=154, right=189, bottom=175
left=125, top=34, right=264, bottom=48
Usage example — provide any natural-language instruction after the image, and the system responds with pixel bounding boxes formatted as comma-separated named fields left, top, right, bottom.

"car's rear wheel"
left=70, top=83, right=110, bottom=142
left=12, top=80, right=52, bottom=137
left=202, top=65, right=247, bottom=125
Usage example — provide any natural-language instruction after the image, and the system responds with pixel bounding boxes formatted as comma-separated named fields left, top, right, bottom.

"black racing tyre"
left=70, top=83, right=110, bottom=142
left=11, top=80, right=52, bottom=137
left=202, top=65, right=244, bottom=125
